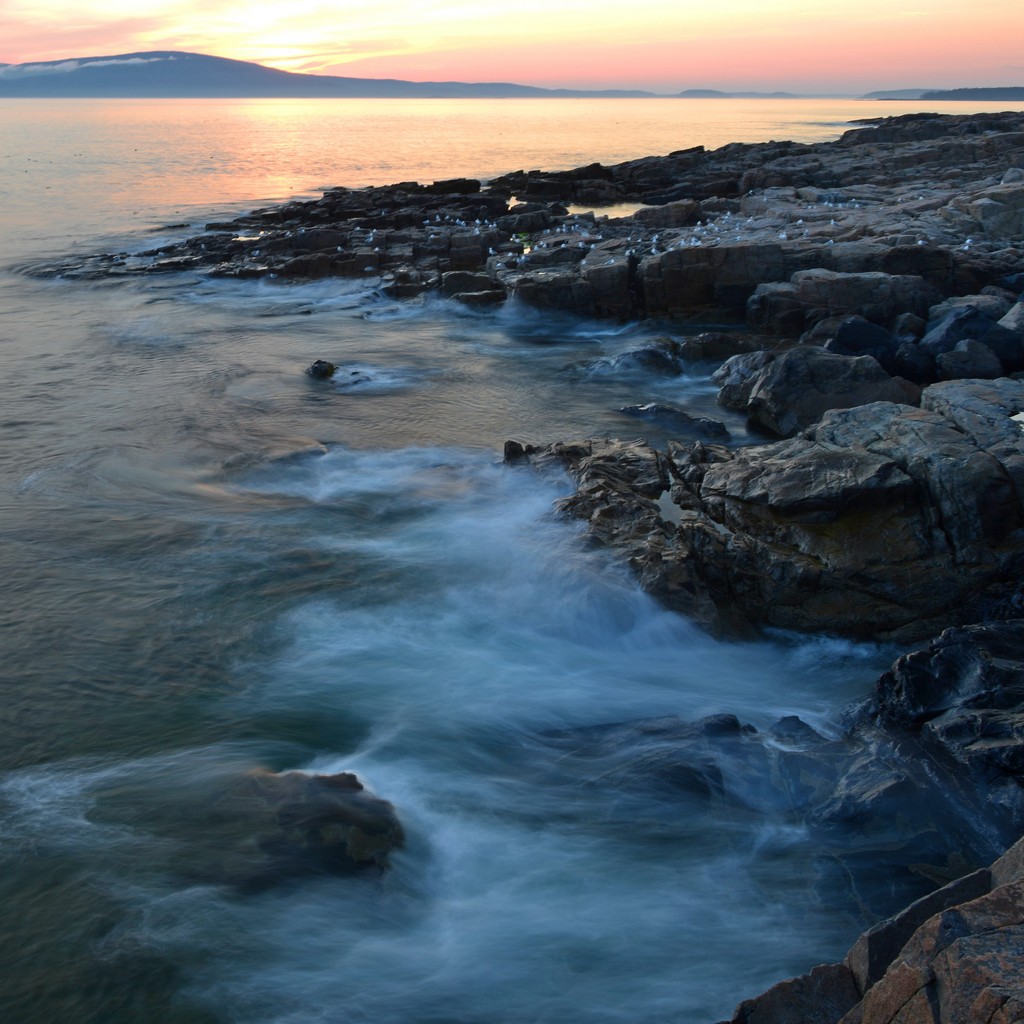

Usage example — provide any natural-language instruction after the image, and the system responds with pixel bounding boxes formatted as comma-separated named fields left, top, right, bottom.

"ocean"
left=0, top=96, right=1012, bottom=1024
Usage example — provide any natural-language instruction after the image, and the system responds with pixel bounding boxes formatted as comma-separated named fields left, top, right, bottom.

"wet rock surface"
left=509, top=378, right=1024, bottom=643
left=536, top=624, right=1024, bottom=1023
left=90, top=768, right=405, bottom=891
left=721, top=832, right=1024, bottom=1024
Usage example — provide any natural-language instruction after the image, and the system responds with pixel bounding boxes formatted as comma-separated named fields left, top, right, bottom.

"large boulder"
left=511, top=378, right=1024, bottom=641
left=715, top=346, right=920, bottom=437
left=749, top=270, right=942, bottom=333
left=919, top=305, right=1024, bottom=372
left=867, top=622, right=1024, bottom=833
left=823, top=316, right=903, bottom=373
left=935, top=338, right=1004, bottom=380
left=88, top=770, right=405, bottom=888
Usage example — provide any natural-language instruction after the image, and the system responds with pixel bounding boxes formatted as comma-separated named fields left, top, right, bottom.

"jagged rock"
left=868, top=622, right=1024, bottom=834
left=713, top=350, right=777, bottom=408
left=618, top=403, right=730, bottom=439
left=823, top=316, right=902, bottom=374
left=44, top=112, right=1024, bottom=330
left=919, top=305, right=1024, bottom=372
left=935, top=338, right=1004, bottom=380
left=716, top=346, right=920, bottom=437
left=749, top=270, right=942, bottom=334
left=726, top=964, right=862, bottom=1024
left=847, top=877, right=1024, bottom=1024
left=515, top=379, right=1024, bottom=641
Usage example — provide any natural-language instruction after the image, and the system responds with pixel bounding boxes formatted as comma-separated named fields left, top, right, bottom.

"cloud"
left=0, top=55, right=172, bottom=78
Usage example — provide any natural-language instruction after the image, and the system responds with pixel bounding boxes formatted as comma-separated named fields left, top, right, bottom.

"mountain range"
left=1, top=51, right=1020, bottom=101
left=0, top=51, right=661, bottom=98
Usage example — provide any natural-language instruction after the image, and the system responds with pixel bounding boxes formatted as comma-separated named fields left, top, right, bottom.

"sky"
left=2, top=0, right=1023, bottom=95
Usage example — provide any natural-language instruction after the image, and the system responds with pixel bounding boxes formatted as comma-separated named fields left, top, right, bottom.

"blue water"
left=0, top=96, right=950, bottom=1023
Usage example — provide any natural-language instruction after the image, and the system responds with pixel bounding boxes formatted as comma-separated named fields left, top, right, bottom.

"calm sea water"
left=0, top=97, right=1011, bottom=1024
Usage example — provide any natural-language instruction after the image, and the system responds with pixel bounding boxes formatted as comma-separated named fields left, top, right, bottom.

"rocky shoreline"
left=38, top=109, right=1024, bottom=1022
left=35, top=110, right=1024, bottom=326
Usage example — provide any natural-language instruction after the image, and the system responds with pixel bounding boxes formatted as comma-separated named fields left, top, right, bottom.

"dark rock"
left=618, top=403, right=730, bottom=439
left=769, top=716, right=829, bottom=747
left=929, top=292, right=1015, bottom=322
left=675, top=332, right=768, bottom=363
left=231, top=770, right=404, bottom=885
left=89, top=768, right=406, bottom=892
left=824, top=316, right=902, bottom=373
left=718, top=346, right=920, bottom=438
left=726, top=963, right=861, bottom=1024
left=503, top=440, right=532, bottom=463
left=713, top=350, right=776, bottom=409
left=452, top=289, right=506, bottom=307
left=421, top=178, right=481, bottom=194
left=920, top=305, right=1024, bottom=371
left=584, top=339, right=687, bottom=376
left=794, top=269, right=941, bottom=326
left=631, top=199, right=700, bottom=228
left=935, top=338, right=1004, bottom=380
left=306, top=359, right=337, bottom=379
left=892, top=311, right=927, bottom=341
left=890, top=341, right=937, bottom=385
left=440, top=270, right=495, bottom=296
left=526, top=378, right=1024, bottom=641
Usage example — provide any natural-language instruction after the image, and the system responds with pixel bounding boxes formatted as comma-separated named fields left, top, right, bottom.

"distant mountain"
left=0, top=50, right=660, bottom=99
left=676, top=88, right=801, bottom=98
left=919, top=86, right=1024, bottom=101
left=860, top=89, right=933, bottom=100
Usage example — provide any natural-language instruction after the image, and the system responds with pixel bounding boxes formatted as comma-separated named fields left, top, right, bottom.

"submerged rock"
left=306, top=359, right=337, bottom=379
left=185, top=769, right=403, bottom=890
left=618, top=403, right=731, bottom=440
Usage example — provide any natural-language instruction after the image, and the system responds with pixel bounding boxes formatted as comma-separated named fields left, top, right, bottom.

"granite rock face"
left=714, top=346, right=920, bottom=437
left=508, top=378, right=1024, bottom=642
left=721, top=833, right=1024, bottom=1024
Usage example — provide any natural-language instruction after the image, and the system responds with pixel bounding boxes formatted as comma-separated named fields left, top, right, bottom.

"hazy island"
left=2, top=49, right=1021, bottom=100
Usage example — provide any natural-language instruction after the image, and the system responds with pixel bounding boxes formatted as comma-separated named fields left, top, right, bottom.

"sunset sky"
left=3, top=0, right=1023, bottom=94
